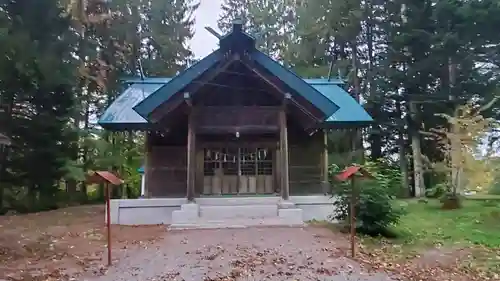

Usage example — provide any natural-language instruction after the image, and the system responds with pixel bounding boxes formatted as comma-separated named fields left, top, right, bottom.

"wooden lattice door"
left=203, top=147, right=274, bottom=195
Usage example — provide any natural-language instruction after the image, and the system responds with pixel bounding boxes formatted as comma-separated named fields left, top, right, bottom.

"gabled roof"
left=98, top=78, right=373, bottom=130
left=132, top=21, right=340, bottom=121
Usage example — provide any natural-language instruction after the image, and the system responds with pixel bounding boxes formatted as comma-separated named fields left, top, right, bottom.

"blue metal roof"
left=98, top=78, right=373, bottom=128
left=308, top=81, right=373, bottom=124
left=98, top=82, right=169, bottom=129
left=251, top=51, right=339, bottom=118
left=133, top=50, right=224, bottom=119
left=303, top=78, right=344, bottom=85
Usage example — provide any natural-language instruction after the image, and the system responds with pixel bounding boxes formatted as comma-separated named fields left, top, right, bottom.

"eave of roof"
left=98, top=82, right=170, bottom=129
left=97, top=78, right=373, bottom=130
left=133, top=50, right=223, bottom=119
left=308, top=81, right=373, bottom=125
left=250, top=51, right=339, bottom=117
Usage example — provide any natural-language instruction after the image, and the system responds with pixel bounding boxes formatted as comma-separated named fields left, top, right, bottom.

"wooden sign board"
left=85, top=171, right=123, bottom=266
left=335, top=165, right=373, bottom=258
left=336, top=165, right=373, bottom=182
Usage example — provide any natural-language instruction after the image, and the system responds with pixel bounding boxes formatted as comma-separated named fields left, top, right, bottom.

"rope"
left=205, top=148, right=270, bottom=162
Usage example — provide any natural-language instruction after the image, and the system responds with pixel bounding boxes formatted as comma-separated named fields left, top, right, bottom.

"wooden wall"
left=288, top=130, right=325, bottom=195
left=147, top=146, right=187, bottom=197
left=146, top=111, right=326, bottom=197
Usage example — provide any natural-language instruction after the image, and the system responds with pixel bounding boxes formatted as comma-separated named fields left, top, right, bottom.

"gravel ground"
left=83, top=227, right=401, bottom=281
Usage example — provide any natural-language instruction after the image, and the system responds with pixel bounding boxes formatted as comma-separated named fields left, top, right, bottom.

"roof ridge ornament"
left=232, top=17, right=243, bottom=32
left=205, top=26, right=221, bottom=39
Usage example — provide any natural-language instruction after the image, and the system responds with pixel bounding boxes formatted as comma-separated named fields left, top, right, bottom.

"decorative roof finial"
left=232, top=17, right=243, bottom=32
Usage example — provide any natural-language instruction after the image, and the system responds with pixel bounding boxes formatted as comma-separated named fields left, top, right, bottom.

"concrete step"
left=196, top=196, right=281, bottom=206
left=199, top=204, right=278, bottom=220
left=168, top=217, right=305, bottom=230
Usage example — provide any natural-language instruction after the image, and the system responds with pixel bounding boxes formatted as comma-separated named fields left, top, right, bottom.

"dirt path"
left=83, top=227, right=398, bottom=281
left=1, top=205, right=483, bottom=281
left=0, top=205, right=165, bottom=281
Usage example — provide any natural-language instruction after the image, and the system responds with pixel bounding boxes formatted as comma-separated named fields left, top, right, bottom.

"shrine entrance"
left=202, top=146, right=276, bottom=195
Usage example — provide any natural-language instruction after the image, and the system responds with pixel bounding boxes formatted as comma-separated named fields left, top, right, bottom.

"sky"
left=190, top=0, right=223, bottom=59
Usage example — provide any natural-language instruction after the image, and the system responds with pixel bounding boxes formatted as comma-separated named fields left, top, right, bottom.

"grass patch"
left=393, top=199, right=500, bottom=247
left=360, top=199, right=500, bottom=274
left=464, top=194, right=500, bottom=201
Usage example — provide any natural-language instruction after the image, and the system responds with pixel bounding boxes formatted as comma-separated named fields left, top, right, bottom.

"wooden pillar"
left=274, top=147, right=281, bottom=194
left=186, top=109, right=196, bottom=201
left=321, top=129, right=329, bottom=193
left=279, top=102, right=290, bottom=200
left=144, top=132, right=152, bottom=197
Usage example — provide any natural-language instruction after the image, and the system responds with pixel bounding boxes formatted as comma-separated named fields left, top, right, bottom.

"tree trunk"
left=124, top=131, right=134, bottom=199
left=66, top=108, right=81, bottom=199
left=350, top=39, right=364, bottom=163
left=80, top=100, right=91, bottom=202
left=365, top=1, right=380, bottom=161
left=448, top=59, right=462, bottom=194
left=396, top=100, right=410, bottom=197
left=0, top=145, right=7, bottom=212
left=0, top=96, right=14, bottom=212
left=409, top=101, right=425, bottom=197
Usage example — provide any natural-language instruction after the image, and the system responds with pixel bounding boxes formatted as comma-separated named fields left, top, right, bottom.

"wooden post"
left=350, top=176, right=356, bottom=258
left=105, top=182, right=112, bottom=266
left=336, top=165, right=371, bottom=259
left=187, top=110, right=196, bottom=201
left=279, top=102, right=290, bottom=200
left=144, top=132, right=151, bottom=197
left=321, top=130, right=329, bottom=193
left=86, top=171, right=122, bottom=268
left=274, top=147, right=280, bottom=194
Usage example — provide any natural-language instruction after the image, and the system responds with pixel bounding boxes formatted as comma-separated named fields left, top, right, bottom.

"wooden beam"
left=279, top=103, right=290, bottom=200
left=241, top=60, right=323, bottom=123
left=186, top=108, right=196, bottom=201
left=199, top=141, right=279, bottom=149
left=150, top=55, right=239, bottom=123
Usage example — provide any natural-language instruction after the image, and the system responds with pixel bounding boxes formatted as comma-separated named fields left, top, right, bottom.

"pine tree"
left=218, top=0, right=250, bottom=33
left=144, top=0, right=198, bottom=76
left=0, top=0, right=77, bottom=211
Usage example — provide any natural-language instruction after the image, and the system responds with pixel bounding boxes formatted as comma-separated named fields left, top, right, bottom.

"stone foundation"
left=106, top=195, right=338, bottom=226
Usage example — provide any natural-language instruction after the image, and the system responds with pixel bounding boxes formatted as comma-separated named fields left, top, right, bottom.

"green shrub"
left=363, top=160, right=402, bottom=197
left=425, top=183, right=447, bottom=198
left=331, top=178, right=406, bottom=237
left=488, top=181, right=500, bottom=195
